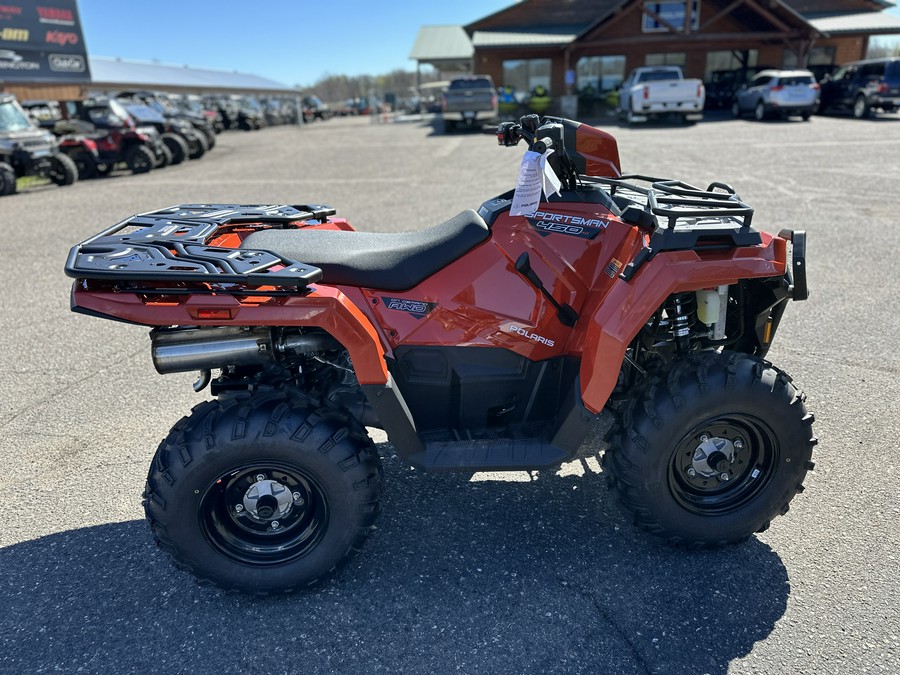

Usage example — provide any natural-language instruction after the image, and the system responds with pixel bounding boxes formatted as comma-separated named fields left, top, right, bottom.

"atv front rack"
left=65, top=203, right=333, bottom=292
left=584, top=175, right=761, bottom=280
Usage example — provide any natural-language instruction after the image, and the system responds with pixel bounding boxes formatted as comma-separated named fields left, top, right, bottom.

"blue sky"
left=77, top=1, right=900, bottom=87
left=77, top=1, right=515, bottom=87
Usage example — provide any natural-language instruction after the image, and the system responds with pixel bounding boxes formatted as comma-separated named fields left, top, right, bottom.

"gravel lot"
left=1, top=111, right=898, bottom=674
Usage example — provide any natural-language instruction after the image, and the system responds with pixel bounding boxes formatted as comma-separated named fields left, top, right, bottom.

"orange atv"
left=66, top=114, right=814, bottom=593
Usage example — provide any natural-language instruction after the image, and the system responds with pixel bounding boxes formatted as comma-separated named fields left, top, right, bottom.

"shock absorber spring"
left=668, top=293, right=696, bottom=353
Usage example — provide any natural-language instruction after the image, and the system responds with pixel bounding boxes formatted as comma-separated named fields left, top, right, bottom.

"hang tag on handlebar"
left=510, top=150, right=542, bottom=217
left=540, top=150, right=562, bottom=199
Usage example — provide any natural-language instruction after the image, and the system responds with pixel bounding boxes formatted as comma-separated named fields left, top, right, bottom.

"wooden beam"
left=574, top=30, right=809, bottom=49
left=742, top=0, right=791, bottom=33
left=700, top=0, right=745, bottom=32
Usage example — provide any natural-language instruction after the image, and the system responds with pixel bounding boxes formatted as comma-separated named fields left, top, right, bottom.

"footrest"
left=413, top=437, right=570, bottom=472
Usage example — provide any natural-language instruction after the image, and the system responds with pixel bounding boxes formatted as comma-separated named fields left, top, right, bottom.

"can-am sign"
left=0, top=0, right=90, bottom=81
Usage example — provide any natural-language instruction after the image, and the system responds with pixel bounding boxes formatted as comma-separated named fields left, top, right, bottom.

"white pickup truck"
left=618, top=66, right=705, bottom=124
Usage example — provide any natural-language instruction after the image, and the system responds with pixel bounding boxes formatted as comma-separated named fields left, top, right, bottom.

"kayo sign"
left=0, top=0, right=90, bottom=81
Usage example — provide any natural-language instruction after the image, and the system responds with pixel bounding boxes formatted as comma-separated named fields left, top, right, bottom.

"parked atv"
left=20, top=100, right=104, bottom=180
left=65, top=114, right=814, bottom=594
left=118, top=91, right=216, bottom=151
left=118, top=99, right=207, bottom=162
left=0, top=94, right=78, bottom=195
left=69, top=99, right=170, bottom=176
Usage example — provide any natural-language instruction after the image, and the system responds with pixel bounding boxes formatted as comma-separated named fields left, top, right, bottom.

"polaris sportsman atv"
left=65, top=114, right=814, bottom=593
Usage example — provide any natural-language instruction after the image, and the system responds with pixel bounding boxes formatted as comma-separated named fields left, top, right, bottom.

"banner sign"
left=0, top=1, right=91, bottom=82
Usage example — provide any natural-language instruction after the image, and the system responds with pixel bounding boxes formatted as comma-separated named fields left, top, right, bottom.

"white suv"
left=732, top=70, right=820, bottom=121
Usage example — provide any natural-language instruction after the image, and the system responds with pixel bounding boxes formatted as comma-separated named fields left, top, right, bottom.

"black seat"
left=239, top=209, right=490, bottom=291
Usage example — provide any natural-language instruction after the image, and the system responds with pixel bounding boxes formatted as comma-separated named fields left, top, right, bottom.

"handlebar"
left=497, top=115, right=576, bottom=190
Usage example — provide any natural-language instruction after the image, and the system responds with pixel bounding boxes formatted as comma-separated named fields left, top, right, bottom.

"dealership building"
left=412, top=0, right=900, bottom=97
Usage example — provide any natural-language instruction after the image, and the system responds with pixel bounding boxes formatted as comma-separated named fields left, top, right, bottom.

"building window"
left=576, top=55, right=626, bottom=93
left=642, top=1, right=700, bottom=33
left=782, top=46, right=836, bottom=80
left=503, top=59, right=552, bottom=98
left=645, top=52, right=686, bottom=67
left=704, top=50, right=759, bottom=82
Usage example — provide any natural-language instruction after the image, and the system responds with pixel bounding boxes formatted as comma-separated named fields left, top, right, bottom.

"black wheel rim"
left=668, top=414, right=779, bottom=516
left=200, top=461, right=329, bottom=565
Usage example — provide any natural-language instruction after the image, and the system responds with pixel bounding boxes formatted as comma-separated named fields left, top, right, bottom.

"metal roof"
left=807, top=11, right=900, bottom=34
left=87, top=56, right=294, bottom=93
left=409, top=26, right=474, bottom=61
left=471, top=27, right=586, bottom=48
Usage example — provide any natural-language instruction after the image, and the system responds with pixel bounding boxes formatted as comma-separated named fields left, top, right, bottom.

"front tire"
left=731, top=100, right=741, bottom=118
left=754, top=101, right=766, bottom=121
left=47, top=153, right=78, bottom=186
left=144, top=395, right=383, bottom=593
left=0, top=161, right=16, bottom=195
left=605, top=351, right=815, bottom=548
left=162, top=133, right=188, bottom=165
left=853, top=94, right=870, bottom=119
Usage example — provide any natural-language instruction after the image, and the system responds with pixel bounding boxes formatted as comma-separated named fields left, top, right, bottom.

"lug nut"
left=686, top=467, right=697, bottom=478
left=292, top=492, right=304, bottom=504
left=255, top=474, right=266, bottom=482
left=719, top=472, right=730, bottom=481
left=234, top=504, right=244, bottom=513
left=270, top=521, right=280, bottom=529
left=699, top=434, right=710, bottom=442
left=734, top=439, right=744, bottom=450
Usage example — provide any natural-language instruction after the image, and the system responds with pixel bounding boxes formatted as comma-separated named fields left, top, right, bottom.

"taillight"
left=877, top=83, right=888, bottom=94
left=491, top=93, right=497, bottom=107
left=811, top=83, right=821, bottom=91
left=697, top=83, right=703, bottom=97
left=82, top=138, right=97, bottom=152
left=770, top=85, right=784, bottom=92
left=442, top=95, right=447, bottom=112
left=643, top=85, right=649, bottom=100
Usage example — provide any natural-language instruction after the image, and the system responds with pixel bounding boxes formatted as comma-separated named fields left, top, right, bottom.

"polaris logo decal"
left=382, top=297, right=436, bottom=319
left=527, top=211, right=609, bottom=239
left=506, top=324, right=555, bottom=347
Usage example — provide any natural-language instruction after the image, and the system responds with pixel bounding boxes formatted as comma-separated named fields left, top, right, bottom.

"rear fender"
left=579, top=235, right=786, bottom=413
left=71, top=283, right=389, bottom=384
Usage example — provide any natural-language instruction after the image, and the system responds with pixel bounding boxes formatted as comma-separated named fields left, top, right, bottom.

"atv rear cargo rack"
left=584, top=175, right=761, bottom=280
left=65, top=203, right=333, bottom=292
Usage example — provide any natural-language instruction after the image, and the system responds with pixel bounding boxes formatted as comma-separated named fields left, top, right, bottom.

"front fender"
left=579, top=236, right=786, bottom=413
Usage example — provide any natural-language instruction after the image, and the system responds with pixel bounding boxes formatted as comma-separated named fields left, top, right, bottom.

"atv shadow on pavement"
left=0, top=438, right=789, bottom=675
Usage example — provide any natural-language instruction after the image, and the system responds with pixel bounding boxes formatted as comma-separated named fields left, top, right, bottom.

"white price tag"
left=540, top=150, right=562, bottom=199
left=510, top=151, right=542, bottom=217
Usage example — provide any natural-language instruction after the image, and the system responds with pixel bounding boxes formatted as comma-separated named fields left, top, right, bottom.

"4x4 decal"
left=382, top=297, right=436, bottom=319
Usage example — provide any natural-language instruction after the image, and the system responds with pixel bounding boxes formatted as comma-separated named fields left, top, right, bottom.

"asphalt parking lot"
left=1, top=110, right=898, bottom=674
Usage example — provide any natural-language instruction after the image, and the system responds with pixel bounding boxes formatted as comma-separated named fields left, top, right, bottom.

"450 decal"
left=527, top=210, right=610, bottom=239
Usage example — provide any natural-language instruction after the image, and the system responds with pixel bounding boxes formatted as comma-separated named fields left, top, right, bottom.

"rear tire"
left=48, top=153, right=78, bottom=186
left=731, top=100, right=741, bottom=118
left=70, top=150, right=98, bottom=179
left=0, top=161, right=16, bottom=195
left=853, top=94, right=870, bottom=119
left=605, top=351, right=816, bottom=548
left=143, top=394, right=383, bottom=593
left=124, top=144, right=155, bottom=174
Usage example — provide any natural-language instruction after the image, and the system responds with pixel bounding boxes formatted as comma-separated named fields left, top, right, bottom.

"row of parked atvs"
left=0, top=91, right=294, bottom=196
